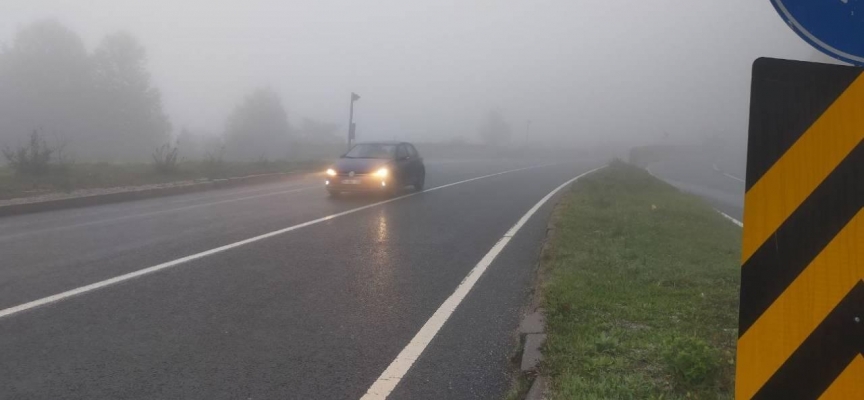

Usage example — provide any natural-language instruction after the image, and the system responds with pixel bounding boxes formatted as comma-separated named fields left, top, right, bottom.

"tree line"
left=0, top=20, right=343, bottom=167
left=1, top=20, right=514, bottom=170
left=0, top=20, right=170, bottom=162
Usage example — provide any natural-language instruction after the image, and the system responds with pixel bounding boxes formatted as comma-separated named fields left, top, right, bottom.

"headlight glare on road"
left=326, top=168, right=337, bottom=177
left=375, top=168, right=389, bottom=178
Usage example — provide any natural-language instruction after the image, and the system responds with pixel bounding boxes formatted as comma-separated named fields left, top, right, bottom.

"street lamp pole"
left=348, top=92, right=361, bottom=151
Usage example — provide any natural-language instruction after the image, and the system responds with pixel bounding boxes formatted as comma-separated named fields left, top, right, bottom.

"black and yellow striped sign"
left=736, top=58, right=863, bottom=399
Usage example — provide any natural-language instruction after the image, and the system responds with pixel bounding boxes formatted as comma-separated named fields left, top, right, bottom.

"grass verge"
left=0, top=159, right=329, bottom=201
left=540, top=161, right=740, bottom=399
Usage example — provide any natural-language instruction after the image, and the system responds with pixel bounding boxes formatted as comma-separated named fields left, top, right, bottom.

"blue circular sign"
left=771, top=0, right=864, bottom=66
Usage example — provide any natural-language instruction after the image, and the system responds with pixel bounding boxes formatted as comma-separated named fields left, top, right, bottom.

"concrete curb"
left=525, top=376, right=548, bottom=400
left=515, top=308, right=548, bottom=400
left=0, top=172, right=310, bottom=218
left=514, top=184, right=575, bottom=400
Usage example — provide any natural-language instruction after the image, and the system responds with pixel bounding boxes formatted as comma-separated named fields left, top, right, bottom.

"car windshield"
left=343, top=144, right=396, bottom=159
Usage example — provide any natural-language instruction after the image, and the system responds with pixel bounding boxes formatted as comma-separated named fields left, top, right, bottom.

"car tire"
left=415, top=173, right=425, bottom=191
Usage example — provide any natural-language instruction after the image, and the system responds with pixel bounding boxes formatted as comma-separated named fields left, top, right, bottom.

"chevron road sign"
left=736, top=58, right=863, bottom=399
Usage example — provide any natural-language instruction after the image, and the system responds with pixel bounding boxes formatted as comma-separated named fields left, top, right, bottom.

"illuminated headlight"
left=374, top=168, right=389, bottom=178
left=326, top=168, right=337, bottom=177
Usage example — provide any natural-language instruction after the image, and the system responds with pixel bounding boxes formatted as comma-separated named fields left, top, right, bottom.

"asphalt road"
left=646, top=152, right=745, bottom=221
left=0, top=158, right=604, bottom=399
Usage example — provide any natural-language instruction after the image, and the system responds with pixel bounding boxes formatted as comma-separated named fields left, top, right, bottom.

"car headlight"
left=375, top=167, right=389, bottom=178
left=326, top=168, right=337, bottom=177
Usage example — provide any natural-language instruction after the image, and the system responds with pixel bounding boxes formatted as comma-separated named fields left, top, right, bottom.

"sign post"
left=736, top=57, right=863, bottom=399
left=348, top=92, right=360, bottom=150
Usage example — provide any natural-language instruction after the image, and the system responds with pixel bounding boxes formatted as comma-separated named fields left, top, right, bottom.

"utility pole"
left=347, top=92, right=361, bottom=150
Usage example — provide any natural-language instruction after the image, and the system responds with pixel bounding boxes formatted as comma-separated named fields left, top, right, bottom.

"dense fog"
left=0, top=1, right=832, bottom=162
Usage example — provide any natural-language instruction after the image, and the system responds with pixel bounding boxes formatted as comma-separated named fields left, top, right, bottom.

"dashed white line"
left=359, top=165, right=606, bottom=400
left=0, top=163, right=554, bottom=321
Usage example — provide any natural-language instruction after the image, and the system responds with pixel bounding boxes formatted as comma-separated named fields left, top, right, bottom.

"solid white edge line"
left=715, top=209, right=744, bottom=228
left=722, top=172, right=745, bottom=183
left=359, top=165, right=607, bottom=400
left=647, top=166, right=744, bottom=228
left=644, top=165, right=657, bottom=178
left=713, top=162, right=745, bottom=183
left=0, top=163, right=555, bottom=320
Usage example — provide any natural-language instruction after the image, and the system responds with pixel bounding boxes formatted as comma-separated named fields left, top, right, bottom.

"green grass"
left=504, top=374, right=532, bottom=400
left=0, top=159, right=329, bottom=201
left=541, top=161, right=741, bottom=400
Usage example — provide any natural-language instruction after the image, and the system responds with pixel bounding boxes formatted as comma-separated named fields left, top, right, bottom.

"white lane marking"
left=0, top=185, right=321, bottom=242
left=713, top=162, right=745, bottom=183
left=722, top=172, right=745, bottom=183
left=151, top=179, right=320, bottom=207
left=715, top=209, right=743, bottom=227
left=0, top=164, right=554, bottom=321
left=649, top=165, right=744, bottom=227
left=0, top=179, right=319, bottom=233
left=360, top=165, right=606, bottom=400
left=644, top=165, right=657, bottom=178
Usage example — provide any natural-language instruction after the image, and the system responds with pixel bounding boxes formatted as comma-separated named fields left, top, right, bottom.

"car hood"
left=333, top=158, right=392, bottom=174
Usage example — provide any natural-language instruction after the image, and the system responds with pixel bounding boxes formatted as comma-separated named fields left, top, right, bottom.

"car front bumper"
left=325, top=175, right=390, bottom=192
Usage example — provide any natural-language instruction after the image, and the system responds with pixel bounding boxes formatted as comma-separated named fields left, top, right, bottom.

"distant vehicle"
left=325, top=141, right=425, bottom=196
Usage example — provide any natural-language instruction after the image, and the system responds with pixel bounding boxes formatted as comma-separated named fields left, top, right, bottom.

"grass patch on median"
left=541, top=160, right=741, bottom=399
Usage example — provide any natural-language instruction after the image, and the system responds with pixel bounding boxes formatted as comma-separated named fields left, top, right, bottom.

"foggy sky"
left=1, top=0, right=821, bottom=146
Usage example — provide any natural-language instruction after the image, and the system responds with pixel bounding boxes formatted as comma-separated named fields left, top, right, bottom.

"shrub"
left=593, top=331, right=620, bottom=355
left=1, top=130, right=61, bottom=175
left=661, top=335, right=721, bottom=388
left=256, top=154, right=271, bottom=168
left=152, top=141, right=180, bottom=174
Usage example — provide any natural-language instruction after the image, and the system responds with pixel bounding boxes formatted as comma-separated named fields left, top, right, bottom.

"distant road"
left=647, top=152, right=745, bottom=222
left=0, top=157, right=604, bottom=399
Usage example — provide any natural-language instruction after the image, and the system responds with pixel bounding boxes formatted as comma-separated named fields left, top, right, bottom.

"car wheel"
left=415, top=173, right=425, bottom=191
